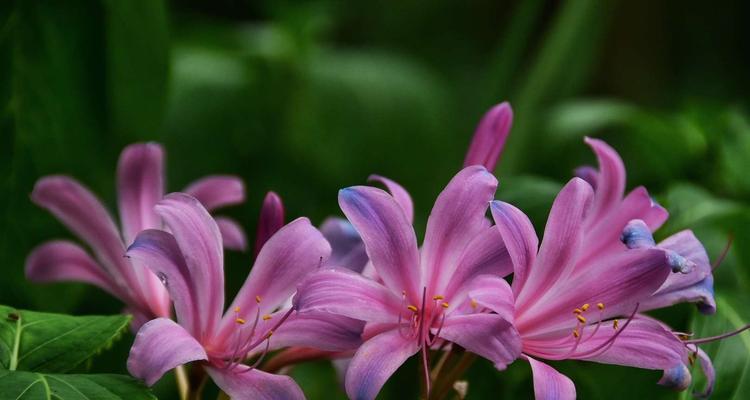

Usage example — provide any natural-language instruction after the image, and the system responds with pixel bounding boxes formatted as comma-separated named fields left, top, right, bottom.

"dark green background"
left=1, top=1, right=749, bottom=398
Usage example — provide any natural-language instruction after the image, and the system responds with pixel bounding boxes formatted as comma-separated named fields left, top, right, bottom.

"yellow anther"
left=613, top=319, right=619, bottom=330
left=581, top=303, right=590, bottom=311
left=255, top=295, right=262, bottom=304
left=266, top=330, right=274, bottom=338
left=262, top=315, right=272, bottom=321
left=573, top=330, right=580, bottom=338
left=597, top=303, right=605, bottom=310
left=407, top=305, right=418, bottom=312
left=235, top=318, right=246, bottom=325
left=433, top=295, right=444, bottom=301
left=573, top=308, right=583, bottom=314
left=441, top=302, right=450, bottom=309
left=576, top=314, right=587, bottom=324
left=470, top=299, right=478, bottom=309
left=678, top=334, right=691, bottom=341
left=234, top=306, right=241, bottom=313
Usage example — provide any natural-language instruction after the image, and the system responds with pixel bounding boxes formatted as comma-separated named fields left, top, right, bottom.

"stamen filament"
left=685, top=324, right=750, bottom=345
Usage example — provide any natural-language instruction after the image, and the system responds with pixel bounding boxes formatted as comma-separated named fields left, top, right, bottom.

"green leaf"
left=660, top=183, right=744, bottom=234
left=0, top=305, right=131, bottom=373
left=0, top=370, right=155, bottom=400
left=683, top=294, right=750, bottom=399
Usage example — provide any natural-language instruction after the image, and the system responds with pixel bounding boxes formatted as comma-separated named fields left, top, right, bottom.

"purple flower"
left=295, top=166, right=521, bottom=400
left=126, top=193, right=363, bottom=399
left=25, top=143, right=246, bottom=328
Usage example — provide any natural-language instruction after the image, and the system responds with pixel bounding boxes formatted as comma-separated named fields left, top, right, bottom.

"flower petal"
left=294, top=268, right=402, bottom=323
left=339, top=186, right=420, bottom=300
left=217, top=218, right=331, bottom=340
left=438, top=313, right=521, bottom=369
left=423, top=166, right=498, bottom=295
left=183, top=175, right=245, bottom=211
left=368, top=175, right=414, bottom=224
left=345, top=328, right=419, bottom=400
left=216, top=217, right=248, bottom=252
left=464, top=274, right=515, bottom=322
left=694, top=348, right=715, bottom=398
left=523, top=355, right=576, bottom=400
left=515, top=178, right=593, bottom=309
left=254, top=191, right=284, bottom=257
left=463, top=102, right=513, bottom=171
left=155, top=193, right=224, bottom=340
left=268, top=312, right=364, bottom=352
left=205, top=365, right=304, bottom=400
left=320, top=217, right=368, bottom=273
left=117, top=142, right=164, bottom=245
left=127, top=318, right=207, bottom=386
left=490, top=200, right=538, bottom=295
left=583, top=137, right=626, bottom=223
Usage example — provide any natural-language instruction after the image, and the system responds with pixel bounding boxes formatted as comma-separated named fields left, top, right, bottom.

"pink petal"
left=523, top=355, right=576, bottom=400
left=422, top=166, right=498, bottom=295
left=155, top=193, right=224, bottom=340
left=693, top=348, right=714, bottom=397
left=294, top=268, right=402, bottom=324
left=339, top=186, right=420, bottom=301
left=205, top=365, right=304, bottom=400
left=127, top=318, right=207, bottom=386
left=217, top=218, right=331, bottom=341
left=183, top=175, right=245, bottom=211
left=254, top=191, right=284, bottom=257
left=127, top=229, right=201, bottom=338
left=117, top=142, right=165, bottom=245
left=31, top=176, right=136, bottom=291
left=515, top=178, right=593, bottom=309
left=583, top=137, right=626, bottom=224
left=345, top=328, right=419, bottom=400
left=443, top=226, right=513, bottom=300
left=368, top=174, right=414, bottom=223
left=490, top=200, right=538, bottom=295
left=216, top=216, right=248, bottom=251
left=268, top=312, right=364, bottom=352
left=438, top=313, right=521, bottom=369
left=463, top=102, right=513, bottom=171
left=25, top=240, right=120, bottom=298
left=320, top=217, right=368, bottom=273
left=464, top=274, right=515, bottom=322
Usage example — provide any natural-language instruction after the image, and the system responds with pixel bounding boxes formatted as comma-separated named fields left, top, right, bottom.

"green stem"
left=9, top=313, right=22, bottom=371
left=430, top=352, right=476, bottom=400
left=175, top=365, right=189, bottom=400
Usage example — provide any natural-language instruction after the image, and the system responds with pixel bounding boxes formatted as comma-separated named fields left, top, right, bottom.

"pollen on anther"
left=407, top=305, right=418, bottom=312
left=573, top=330, right=580, bottom=338
left=255, top=295, right=262, bottom=304
left=234, top=306, right=241, bottom=313
left=573, top=308, right=582, bottom=314
left=581, top=303, right=590, bottom=311
left=576, top=315, right=587, bottom=324
left=235, top=318, right=246, bottom=325
left=613, top=319, right=619, bottom=330
left=433, top=295, right=444, bottom=300
left=441, top=302, right=450, bottom=309
left=597, top=303, right=605, bottom=310
left=470, top=299, right=478, bottom=309
left=266, top=330, right=274, bottom=338
left=262, top=315, right=272, bottom=321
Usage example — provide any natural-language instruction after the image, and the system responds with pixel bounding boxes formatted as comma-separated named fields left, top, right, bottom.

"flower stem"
left=175, top=365, right=189, bottom=400
left=9, top=312, right=22, bottom=371
left=430, top=351, right=476, bottom=400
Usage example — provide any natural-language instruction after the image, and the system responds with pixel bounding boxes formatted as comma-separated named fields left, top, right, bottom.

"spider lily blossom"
left=126, top=193, right=363, bottom=399
left=295, top=166, right=521, bottom=400
left=25, top=143, right=246, bottom=328
left=490, top=176, right=712, bottom=399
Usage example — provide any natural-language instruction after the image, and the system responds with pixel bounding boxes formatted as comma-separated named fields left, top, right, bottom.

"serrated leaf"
left=0, top=370, right=155, bottom=400
left=0, top=305, right=130, bottom=373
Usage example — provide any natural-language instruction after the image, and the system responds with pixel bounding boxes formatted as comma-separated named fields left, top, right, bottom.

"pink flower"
left=126, top=193, right=363, bottom=399
left=25, top=143, right=247, bottom=328
left=295, top=166, right=522, bottom=400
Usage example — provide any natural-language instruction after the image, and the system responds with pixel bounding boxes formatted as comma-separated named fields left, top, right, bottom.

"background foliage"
left=1, top=0, right=749, bottom=398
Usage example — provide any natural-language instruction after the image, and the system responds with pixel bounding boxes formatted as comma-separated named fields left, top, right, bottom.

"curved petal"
left=584, top=137, right=626, bottom=224
left=574, top=165, right=598, bottom=188
left=524, top=355, right=576, bottom=400
left=268, top=312, right=364, bottom=352
left=490, top=200, right=538, bottom=295
left=183, top=175, right=245, bottom=211
left=155, top=193, right=224, bottom=340
left=117, top=142, right=164, bottom=245
left=694, top=348, right=715, bottom=398
left=294, top=268, right=402, bottom=324
left=339, top=186, right=420, bottom=301
left=25, top=240, right=120, bottom=297
left=438, top=313, right=521, bottom=369
left=254, top=191, right=284, bottom=257
left=127, top=229, right=201, bottom=337
left=368, top=175, right=414, bottom=224
left=128, top=318, right=207, bottom=386
left=463, top=274, right=515, bottom=322
left=463, top=102, right=513, bottom=172
left=218, top=218, right=331, bottom=340
left=515, top=178, right=593, bottom=309
left=216, top=217, right=248, bottom=252
left=345, top=328, right=419, bottom=400
left=423, top=166, right=498, bottom=295
left=205, top=365, right=304, bottom=400
left=320, top=217, right=368, bottom=273
left=31, top=176, right=135, bottom=290
left=443, top=226, right=513, bottom=300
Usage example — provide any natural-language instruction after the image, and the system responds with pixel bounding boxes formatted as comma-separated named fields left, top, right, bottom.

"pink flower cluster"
left=28, top=102, right=741, bottom=399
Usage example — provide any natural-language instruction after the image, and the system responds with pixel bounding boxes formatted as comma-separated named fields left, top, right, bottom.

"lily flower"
left=25, top=143, right=246, bottom=328
left=126, top=193, right=363, bottom=399
left=295, top=166, right=522, bottom=400
left=489, top=176, right=713, bottom=399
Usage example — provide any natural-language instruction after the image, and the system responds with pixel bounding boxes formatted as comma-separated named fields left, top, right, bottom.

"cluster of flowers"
left=26, top=102, right=743, bottom=399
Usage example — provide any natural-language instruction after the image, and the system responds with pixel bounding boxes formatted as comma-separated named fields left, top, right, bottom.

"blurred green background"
left=1, top=0, right=749, bottom=398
